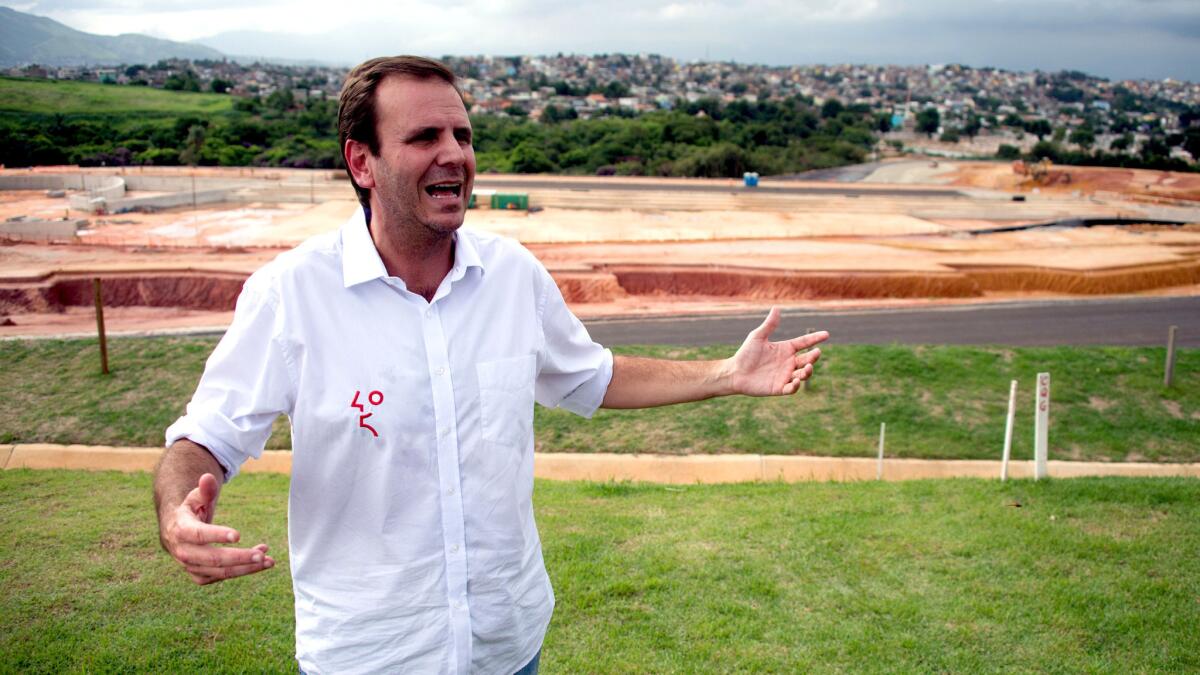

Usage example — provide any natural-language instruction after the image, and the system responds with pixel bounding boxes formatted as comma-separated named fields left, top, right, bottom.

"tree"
left=1183, top=128, right=1200, bottom=162
left=509, top=140, right=555, bottom=173
left=540, top=104, right=577, bottom=124
left=962, top=114, right=982, bottom=138
left=603, top=80, right=630, bottom=100
left=180, top=125, right=206, bottom=166
left=996, top=144, right=1021, bottom=160
left=210, top=78, right=233, bottom=94
left=164, top=70, right=200, bottom=92
left=916, top=108, right=940, bottom=137
left=1024, top=119, right=1053, bottom=140
left=820, top=98, right=844, bottom=119
left=1068, top=126, right=1095, bottom=149
left=266, top=88, right=295, bottom=112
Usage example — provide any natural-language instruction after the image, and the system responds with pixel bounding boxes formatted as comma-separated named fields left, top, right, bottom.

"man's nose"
left=435, top=133, right=467, bottom=166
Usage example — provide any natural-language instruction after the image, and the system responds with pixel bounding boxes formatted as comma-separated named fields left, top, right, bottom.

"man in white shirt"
left=154, top=56, right=828, bottom=674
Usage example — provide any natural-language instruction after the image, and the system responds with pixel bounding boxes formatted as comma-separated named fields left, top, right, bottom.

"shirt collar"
left=341, top=206, right=486, bottom=289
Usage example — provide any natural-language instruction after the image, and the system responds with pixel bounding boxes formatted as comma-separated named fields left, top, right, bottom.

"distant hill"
left=0, top=6, right=224, bottom=67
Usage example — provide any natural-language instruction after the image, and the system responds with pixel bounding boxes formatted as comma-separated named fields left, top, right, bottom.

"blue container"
left=743, top=172, right=759, bottom=187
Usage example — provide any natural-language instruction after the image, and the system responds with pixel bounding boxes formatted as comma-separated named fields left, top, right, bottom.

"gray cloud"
left=5, top=0, right=1198, bottom=80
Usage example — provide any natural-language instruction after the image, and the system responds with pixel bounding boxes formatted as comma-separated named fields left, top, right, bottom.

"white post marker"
left=1034, top=372, right=1050, bottom=480
left=1001, top=379, right=1018, bottom=481
left=876, top=422, right=886, bottom=480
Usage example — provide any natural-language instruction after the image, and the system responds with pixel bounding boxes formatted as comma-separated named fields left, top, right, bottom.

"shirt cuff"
left=165, top=417, right=247, bottom=483
left=556, top=348, right=613, bottom=419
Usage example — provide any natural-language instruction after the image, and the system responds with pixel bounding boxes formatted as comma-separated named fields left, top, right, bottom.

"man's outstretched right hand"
left=160, top=472, right=275, bottom=585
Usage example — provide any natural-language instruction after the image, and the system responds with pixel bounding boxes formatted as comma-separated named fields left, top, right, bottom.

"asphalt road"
left=474, top=177, right=965, bottom=199
left=583, top=296, right=1200, bottom=347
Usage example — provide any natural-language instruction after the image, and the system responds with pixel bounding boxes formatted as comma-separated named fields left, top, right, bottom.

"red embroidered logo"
left=351, top=390, right=384, bottom=437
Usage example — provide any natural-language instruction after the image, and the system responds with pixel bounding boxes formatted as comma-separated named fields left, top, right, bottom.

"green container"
left=490, top=193, right=529, bottom=210
left=468, top=193, right=477, bottom=209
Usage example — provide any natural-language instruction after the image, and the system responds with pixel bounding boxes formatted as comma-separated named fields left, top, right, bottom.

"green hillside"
left=0, top=76, right=232, bottom=115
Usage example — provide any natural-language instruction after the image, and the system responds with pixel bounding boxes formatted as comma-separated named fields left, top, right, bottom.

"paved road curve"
left=584, top=296, right=1200, bottom=348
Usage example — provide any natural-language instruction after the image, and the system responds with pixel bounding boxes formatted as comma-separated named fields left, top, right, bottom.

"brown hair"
left=338, top=55, right=460, bottom=209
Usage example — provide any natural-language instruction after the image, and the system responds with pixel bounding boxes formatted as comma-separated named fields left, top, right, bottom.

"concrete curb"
left=4, top=444, right=1199, bottom=483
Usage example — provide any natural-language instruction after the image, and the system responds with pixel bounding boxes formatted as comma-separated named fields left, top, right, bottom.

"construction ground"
left=2, top=159, right=1200, bottom=337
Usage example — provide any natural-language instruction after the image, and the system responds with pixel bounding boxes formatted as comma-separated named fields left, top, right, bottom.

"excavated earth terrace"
left=1, top=162, right=1199, bottom=337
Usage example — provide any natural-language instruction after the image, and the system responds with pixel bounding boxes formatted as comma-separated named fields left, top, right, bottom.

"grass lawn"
left=0, top=470, right=1197, bottom=672
left=0, top=76, right=233, bottom=115
left=1, top=336, right=1196, bottom=462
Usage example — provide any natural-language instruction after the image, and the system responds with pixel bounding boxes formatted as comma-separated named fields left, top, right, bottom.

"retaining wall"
left=0, top=219, right=82, bottom=240
left=68, top=176, right=126, bottom=210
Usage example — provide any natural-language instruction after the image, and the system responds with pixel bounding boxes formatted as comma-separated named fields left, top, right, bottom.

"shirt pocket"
left=476, top=354, right=536, bottom=447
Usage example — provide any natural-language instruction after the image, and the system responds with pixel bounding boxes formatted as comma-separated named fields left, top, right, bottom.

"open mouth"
left=424, top=182, right=462, bottom=199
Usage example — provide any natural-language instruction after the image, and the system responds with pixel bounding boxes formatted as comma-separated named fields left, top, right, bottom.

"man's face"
left=366, top=75, right=475, bottom=238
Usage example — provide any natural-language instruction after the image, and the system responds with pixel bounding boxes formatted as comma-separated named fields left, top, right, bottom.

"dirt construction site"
left=2, top=159, right=1200, bottom=337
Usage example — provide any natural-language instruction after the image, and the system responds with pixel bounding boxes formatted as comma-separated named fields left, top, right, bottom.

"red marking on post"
left=369, top=390, right=384, bottom=406
left=351, top=390, right=364, bottom=412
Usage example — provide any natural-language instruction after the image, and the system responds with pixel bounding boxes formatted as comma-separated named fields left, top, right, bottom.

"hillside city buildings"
left=7, top=53, right=1200, bottom=160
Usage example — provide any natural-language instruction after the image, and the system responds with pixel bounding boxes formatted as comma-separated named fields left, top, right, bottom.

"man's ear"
left=344, top=139, right=376, bottom=189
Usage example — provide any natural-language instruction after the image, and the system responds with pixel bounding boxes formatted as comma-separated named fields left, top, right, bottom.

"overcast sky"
left=8, top=0, right=1200, bottom=81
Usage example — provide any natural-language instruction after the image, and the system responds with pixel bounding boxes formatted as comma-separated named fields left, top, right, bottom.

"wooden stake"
left=93, top=278, right=109, bottom=375
left=1001, top=380, right=1017, bottom=481
left=1165, top=325, right=1178, bottom=388
left=876, top=422, right=886, bottom=480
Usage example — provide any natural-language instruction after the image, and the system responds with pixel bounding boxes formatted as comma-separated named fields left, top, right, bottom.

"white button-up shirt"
left=166, top=211, right=613, bottom=674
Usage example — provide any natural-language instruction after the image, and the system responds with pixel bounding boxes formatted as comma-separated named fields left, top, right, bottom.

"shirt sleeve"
left=533, top=266, right=613, bottom=418
left=165, top=273, right=296, bottom=482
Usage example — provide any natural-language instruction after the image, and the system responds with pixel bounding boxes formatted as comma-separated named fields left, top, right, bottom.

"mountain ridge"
left=0, top=6, right=224, bottom=68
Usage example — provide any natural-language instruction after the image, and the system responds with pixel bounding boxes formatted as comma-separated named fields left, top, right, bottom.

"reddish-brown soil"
left=2, top=164, right=1199, bottom=337
left=948, top=163, right=1200, bottom=202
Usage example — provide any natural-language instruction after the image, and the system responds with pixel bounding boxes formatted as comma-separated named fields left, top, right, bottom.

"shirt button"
left=425, top=308, right=434, bottom=319
left=435, top=366, right=445, bottom=376
left=451, top=544, right=460, bottom=553
left=447, top=486, right=456, bottom=495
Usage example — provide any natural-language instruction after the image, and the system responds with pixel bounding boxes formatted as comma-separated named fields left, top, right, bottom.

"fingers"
left=197, top=472, right=221, bottom=504
left=175, top=540, right=266, bottom=568
left=185, top=546, right=276, bottom=585
left=174, top=503, right=241, bottom=545
left=786, top=330, right=830, bottom=352
left=794, top=347, right=822, bottom=370
left=750, top=306, right=781, bottom=340
left=183, top=473, right=222, bottom=523
left=782, top=362, right=814, bottom=396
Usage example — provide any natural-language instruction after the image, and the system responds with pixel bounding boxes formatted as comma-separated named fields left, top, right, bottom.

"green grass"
left=0, top=76, right=233, bottom=115
left=2, top=336, right=1196, bottom=462
left=0, top=470, right=1197, bottom=672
